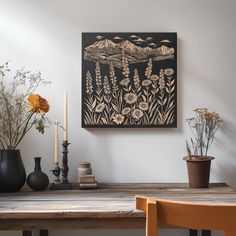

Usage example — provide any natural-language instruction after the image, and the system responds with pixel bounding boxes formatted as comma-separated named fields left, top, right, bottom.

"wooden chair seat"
left=136, top=195, right=236, bottom=236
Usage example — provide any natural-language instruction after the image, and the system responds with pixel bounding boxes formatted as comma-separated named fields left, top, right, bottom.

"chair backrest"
left=136, top=195, right=236, bottom=236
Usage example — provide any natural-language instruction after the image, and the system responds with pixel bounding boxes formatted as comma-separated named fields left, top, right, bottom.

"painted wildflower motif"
left=124, top=92, right=138, bottom=104
left=95, top=103, right=105, bottom=113
left=150, top=74, right=159, bottom=82
left=122, top=107, right=131, bottom=115
left=120, top=78, right=130, bottom=87
left=82, top=32, right=177, bottom=127
left=139, top=102, right=149, bottom=111
left=112, top=114, right=125, bottom=125
left=132, top=109, right=144, bottom=120
left=142, top=80, right=152, bottom=87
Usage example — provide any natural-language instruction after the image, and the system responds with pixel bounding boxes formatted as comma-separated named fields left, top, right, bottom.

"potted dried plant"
left=184, top=108, right=222, bottom=188
left=0, top=62, right=50, bottom=192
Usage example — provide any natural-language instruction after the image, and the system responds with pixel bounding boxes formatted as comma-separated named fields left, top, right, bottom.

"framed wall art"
left=82, top=32, right=177, bottom=128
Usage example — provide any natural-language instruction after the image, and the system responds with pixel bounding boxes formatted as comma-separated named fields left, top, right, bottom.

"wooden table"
left=0, top=183, right=235, bottom=236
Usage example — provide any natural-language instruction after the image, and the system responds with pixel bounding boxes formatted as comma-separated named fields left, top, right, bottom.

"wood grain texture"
left=0, top=183, right=235, bottom=230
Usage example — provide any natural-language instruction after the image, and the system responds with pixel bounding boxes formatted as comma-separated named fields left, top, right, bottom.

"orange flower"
left=28, top=94, right=50, bottom=114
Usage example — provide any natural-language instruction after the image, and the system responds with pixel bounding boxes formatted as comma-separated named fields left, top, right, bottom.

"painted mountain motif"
left=82, top=32, right=177, bottom=128
left=84, top=39, right=174, bottom=68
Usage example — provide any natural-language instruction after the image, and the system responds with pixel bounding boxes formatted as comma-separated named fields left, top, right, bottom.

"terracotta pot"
left=183, top=156, right=215, bottom=188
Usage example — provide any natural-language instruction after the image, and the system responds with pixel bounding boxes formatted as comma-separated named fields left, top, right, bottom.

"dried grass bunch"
left=186, top=108, right=222, bottom=157
left=0, top=62, right=50, bottom=150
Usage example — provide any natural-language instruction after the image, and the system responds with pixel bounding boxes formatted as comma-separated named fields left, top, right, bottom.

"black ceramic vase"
left=27, top=157, right=49, bottom=191
left=0, top=149, right=26, bottom=192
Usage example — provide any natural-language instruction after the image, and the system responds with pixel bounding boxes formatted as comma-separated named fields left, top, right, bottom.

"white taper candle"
left=63, top=91, right=68, bottom=141
left=54, top=120, right=59, bottom=164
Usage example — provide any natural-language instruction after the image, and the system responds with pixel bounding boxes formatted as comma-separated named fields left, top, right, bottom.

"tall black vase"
left=27, top=157, right=49, bottom=191
left=0, top=149, right=26, bottom=192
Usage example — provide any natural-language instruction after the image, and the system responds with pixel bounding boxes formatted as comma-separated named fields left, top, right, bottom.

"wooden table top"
left=0, top=183, right=235, bottom=230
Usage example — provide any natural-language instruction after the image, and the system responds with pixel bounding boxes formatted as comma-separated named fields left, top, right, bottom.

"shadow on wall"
left=81, top=130, right=114, bottom=182
left=214, top=120, right=236, bottom=187
left=82, top=38, right=184, bottom=182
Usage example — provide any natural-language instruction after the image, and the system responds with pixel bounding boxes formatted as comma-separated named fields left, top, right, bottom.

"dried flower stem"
left=0, top=62, right=50, bottom=149
left=186, top=108, right=222, bottom=157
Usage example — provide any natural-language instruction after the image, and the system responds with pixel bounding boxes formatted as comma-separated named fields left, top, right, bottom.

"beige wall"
left=0, top=0, right=236, bottom=235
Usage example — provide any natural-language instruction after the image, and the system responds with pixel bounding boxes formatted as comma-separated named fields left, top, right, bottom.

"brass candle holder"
left=50, top=141, right=72, bottom=190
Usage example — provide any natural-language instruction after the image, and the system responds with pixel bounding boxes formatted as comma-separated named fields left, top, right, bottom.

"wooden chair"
left=136, top=195, right=236, bottom=236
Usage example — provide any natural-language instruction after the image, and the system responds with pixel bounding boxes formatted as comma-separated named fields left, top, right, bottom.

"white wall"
left=0, top=0, right=236, bottom=235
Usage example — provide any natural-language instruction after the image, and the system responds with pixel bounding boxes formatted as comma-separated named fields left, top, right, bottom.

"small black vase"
left=0, top=149, right=26, bottom=192
left=27, top=157, right=49, bottom=191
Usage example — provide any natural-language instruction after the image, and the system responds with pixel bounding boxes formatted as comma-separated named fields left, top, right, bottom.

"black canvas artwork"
left=82, top=32, right=177, bottom=128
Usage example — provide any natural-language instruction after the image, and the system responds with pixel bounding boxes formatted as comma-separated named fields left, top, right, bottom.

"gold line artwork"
left=82, top=33, right=177, bottom=128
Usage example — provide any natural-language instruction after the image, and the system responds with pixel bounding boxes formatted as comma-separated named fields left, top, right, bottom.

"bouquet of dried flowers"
left=0, top=62, right=50, bottom=150
left=186, top=108, right=222, bottom=157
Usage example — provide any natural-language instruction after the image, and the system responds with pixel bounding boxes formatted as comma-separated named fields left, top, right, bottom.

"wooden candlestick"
left=50, top=141, right=72, bottom=190
left=61, top=140, right=70, bottom=184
